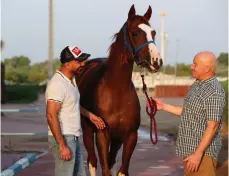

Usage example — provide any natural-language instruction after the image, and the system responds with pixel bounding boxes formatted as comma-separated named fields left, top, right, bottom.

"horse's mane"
left=106, top=16, right=149, bottom=60
left=107, top=24, right=125, bottom=60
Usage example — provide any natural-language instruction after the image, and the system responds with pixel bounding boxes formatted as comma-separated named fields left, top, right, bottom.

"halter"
left=123, top=23, right=156, bottom=65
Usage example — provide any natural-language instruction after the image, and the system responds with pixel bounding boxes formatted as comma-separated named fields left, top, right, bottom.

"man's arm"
left=194, top=92, right=225, bottom=155
left=162, top=104, right=183, bottom=116
left=80, top=106, right=93, bottom=118
left=195, top=121, right=218, bottom=155
left=152, top=98, right=183, bottom=116
left=46, top=101, right=65, bottom=147
left=80, top=106, right=106, bottom=129
left=183, top=121, right=219, bottom=172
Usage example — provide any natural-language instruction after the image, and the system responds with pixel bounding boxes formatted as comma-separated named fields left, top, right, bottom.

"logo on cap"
left=71, top=47, right=81, bottom=57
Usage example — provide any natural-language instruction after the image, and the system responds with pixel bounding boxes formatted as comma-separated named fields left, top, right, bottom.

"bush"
left=4, top=84, right=39, bottom=103
left=220, top=80, right=228, bottom=125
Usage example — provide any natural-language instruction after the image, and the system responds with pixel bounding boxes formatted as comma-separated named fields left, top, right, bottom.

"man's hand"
left=146, top=97, right=183, bottom=116
left=147, top=97, right=164, bottom=110
left=80, top=106, right=106, bottom=129
left=89, top=114, right=106, bottom=130
left=183, top=152, right=203, bottom=172
left=59, top=144, right=71, bottom=161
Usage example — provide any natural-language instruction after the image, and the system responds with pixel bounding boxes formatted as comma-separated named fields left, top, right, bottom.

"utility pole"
left=174, top=39, right=180, bottom=84
left=48, top=0, right=53, bottom=80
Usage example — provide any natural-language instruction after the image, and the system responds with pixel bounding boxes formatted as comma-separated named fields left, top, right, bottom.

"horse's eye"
left=132, top=32, right=138, bottom=36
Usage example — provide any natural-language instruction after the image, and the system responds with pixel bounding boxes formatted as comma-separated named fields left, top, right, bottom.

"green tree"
left=216, top=53, right=228, bottom=77
left=28, top=59, right=61, bottom=84
left=4, top=56, right=31, bottom=83
left=28, top=72, right=47, bottom=83
left=217, top=53, right=228, bottom=66
left=4, top=56, right=30, bottom=68
left=176, top=63, right=191, bottom=76
left=164, top=64, right=175, bottom=74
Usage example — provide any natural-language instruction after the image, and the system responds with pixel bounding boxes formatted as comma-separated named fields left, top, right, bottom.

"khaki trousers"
left=183, top=155, right=217, bottom=176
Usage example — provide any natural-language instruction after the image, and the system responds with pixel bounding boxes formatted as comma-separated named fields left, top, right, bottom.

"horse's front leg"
left=96, top=129, right=111, bottom=176
left=118, top=130, right=137, bottom=176
left=81, top=118, right=97, bottom=176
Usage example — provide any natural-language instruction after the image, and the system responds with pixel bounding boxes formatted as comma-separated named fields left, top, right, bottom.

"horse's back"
left=75, top=57, right=107, bottom=97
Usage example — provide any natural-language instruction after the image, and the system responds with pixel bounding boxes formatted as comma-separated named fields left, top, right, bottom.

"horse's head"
left=124, top=4, right=163, bottom=73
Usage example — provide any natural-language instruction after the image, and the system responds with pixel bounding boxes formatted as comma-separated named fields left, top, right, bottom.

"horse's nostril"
left=153, top=60, right=159, bottom=69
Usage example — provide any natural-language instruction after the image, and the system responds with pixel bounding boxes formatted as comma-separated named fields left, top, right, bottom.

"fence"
left=155, top=85, right=190, bottom=97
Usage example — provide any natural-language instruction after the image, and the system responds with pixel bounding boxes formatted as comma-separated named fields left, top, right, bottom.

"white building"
left=132, top=72, right=228, bottom=88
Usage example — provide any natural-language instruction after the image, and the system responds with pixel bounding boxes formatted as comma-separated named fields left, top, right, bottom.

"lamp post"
left=174, top=39, right=180, bottom=84
left=48, top=0, right=53, bottom=80
left=160, top=11, right=167, bottom=84
left=160, top=11, right=166, bottom=69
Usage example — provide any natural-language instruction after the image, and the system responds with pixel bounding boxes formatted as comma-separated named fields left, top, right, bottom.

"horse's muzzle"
left=138, top=58, right=163, bottom=73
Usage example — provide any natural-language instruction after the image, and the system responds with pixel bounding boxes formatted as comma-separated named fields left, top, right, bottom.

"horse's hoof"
left=117, top=172, right=125, bottom=176
left=89, top=162, right=96, bottom=176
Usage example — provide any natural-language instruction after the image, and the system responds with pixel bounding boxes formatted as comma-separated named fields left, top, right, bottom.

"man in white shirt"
left=46, top=45, right=105, bottom=176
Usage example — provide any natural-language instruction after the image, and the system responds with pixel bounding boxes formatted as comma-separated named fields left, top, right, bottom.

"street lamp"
left=174, top=39, right=180, bottom=84
left=160, top=10, right=166, bottom=67
left=48, top=0, right=53, bottom=80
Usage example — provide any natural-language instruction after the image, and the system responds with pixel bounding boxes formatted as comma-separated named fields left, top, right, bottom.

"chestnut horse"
left=76, top=4, right=163, bottom=176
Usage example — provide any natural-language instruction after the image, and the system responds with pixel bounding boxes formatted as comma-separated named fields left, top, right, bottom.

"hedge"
left=4, top=84, right=39, bottom=103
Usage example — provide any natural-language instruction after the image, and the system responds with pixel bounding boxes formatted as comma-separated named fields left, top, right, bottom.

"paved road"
left=10, top=128, right=183, bottom=176
left=1, top=94, right=184, bottom=175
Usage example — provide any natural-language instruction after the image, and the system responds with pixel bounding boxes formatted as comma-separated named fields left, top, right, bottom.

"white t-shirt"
left=45, top=71, right=81, bottom=136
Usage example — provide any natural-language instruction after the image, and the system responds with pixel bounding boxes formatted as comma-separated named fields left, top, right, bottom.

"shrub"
left=4, top=84, right=39, bottom=103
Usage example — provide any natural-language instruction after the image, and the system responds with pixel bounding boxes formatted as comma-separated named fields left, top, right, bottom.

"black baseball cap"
left=60, top=46, right=91, bottom=64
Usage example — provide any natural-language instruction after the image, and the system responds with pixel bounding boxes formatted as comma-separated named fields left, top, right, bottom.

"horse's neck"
left=105, top=46, right=134, bottom=90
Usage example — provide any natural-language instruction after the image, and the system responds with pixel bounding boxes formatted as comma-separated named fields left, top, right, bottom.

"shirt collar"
left=196, top=75, right=216, bottom=85
left=56, top=70, right=74, bottom=84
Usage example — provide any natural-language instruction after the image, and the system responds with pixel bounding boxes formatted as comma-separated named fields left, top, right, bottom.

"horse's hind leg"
left=118, top=131, right=137, bottom=176
left=82, top=118, right=97, bottom=176
left=108, top=139, right=122, bottom=175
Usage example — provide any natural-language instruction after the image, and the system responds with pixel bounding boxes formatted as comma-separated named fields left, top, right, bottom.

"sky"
left=1, top=0, right=228, bottom=65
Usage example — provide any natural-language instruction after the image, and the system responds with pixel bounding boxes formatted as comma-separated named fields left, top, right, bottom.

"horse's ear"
left=128, top=4, right=136, bottom=19
left=143, top=5, right=152, bottom=21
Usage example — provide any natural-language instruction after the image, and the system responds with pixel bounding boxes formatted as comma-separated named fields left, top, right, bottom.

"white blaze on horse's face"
left=138, top=24, right=162, bottom=70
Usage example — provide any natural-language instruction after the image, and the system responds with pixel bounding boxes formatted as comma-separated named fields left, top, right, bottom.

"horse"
left=75, top=4, right=163, bottom=176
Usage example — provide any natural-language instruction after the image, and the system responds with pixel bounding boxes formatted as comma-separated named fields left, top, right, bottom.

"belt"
left=62, top=135, right=79, bottom=140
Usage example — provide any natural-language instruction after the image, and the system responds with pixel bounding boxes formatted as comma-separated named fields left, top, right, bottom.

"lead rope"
left=140, top=70, right=158, bottom=144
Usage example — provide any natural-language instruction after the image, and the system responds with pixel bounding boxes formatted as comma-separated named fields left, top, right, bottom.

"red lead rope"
left=146, top=96, right=158, bottom=144
left=140, top=74, right=158, bottom=144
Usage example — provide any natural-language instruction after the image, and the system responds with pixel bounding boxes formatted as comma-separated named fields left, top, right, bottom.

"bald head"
left=195, top=51, right=216, bottom=73
left=191, top=51, right=216, bottom=80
